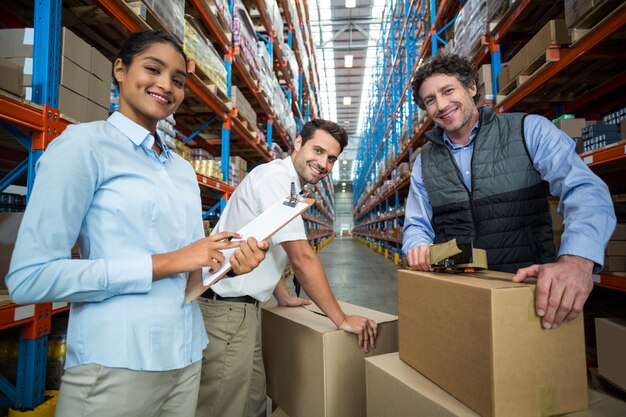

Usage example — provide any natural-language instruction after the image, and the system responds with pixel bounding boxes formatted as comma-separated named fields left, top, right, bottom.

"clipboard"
left=185, top=195, right=315, bottom=303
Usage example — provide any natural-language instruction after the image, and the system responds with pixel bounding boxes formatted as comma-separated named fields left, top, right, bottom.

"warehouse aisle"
left=314, top=237, right=399, bottom=315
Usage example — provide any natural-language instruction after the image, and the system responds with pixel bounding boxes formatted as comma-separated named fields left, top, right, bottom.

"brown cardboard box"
left=0, top=213, right=24, bottom=290
left=262, top=301, right=398, bottom=417
left=0, top=28, right=34, bottom=57
left=85, top=100, right=109, bottom=123
left=497, top=65, right=509, bottom=90
left=564, top=0, right=623, bottom=29
left=0, top=58, right=25, bottom=97
left=90, top=47, right=112, bottom=82
left=613, top=223, right=626, bottom=240
left=366, top=352, right=477, bottom=417
left=367, top=353, right=626, bottom=417
left=398, top=270, right=588, bottom=417
left=58, top=85, right=88, bottom=122
left=477, top=64, right=492, bottom=91
left=527, top=20, right=570, bottom=65
left=62, top=27, right=91, bottom=71
left=595, top=318, right=626, bottom=392
left=88, top=74, right=110, bottom=108
left=604, top=256, right=626, bottom=272
left=5, top=57, right=32, bottom=86
left=607, top=240, right=626, bottom=256
left=61, top=56, right=90, bottom=97
left=270, top=408, right=290, bottom=417
left=506, top=46, right=529, bottom=80
left=556, top=118, right=587, bottom=139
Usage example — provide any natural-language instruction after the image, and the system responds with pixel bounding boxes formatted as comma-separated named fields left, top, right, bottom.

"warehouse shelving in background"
left=351, top=0, right=626, bottom=292
left=0, top=0, right=331, bottom=411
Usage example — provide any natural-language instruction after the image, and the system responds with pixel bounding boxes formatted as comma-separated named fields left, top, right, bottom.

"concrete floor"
left=285, top=237, right=399, bottom=315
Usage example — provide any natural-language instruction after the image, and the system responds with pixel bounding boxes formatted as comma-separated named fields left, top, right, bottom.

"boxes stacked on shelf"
left=257, top=41, right=273, bottom=77
left=582, top=124, right=621, bottom=153
left=184, top=16, right=228, bottom=95
left=231, top=86, right=257, bottom=129
left=553, top=116, right=586, bottom=154
left=476, top=63, right=493, bottom=107
left=235, top=0, right=260, bottom=78
left=564, top=0, right=623, bottom=29
left=604, top=223, right=626, bottom=275
left=282, top=44, right=299, bottom=97
left=396, top=270, right=589, bottom=417
left=0, top=28, right=112, bottom=122
left=172, top=138, right=192, bottom=161
left=603, top=106, right=626, bottom=140
left=452, top=0, right=488, bottom=57
left=265, top=0, right=284, bottom=46
left=192, top=159, right=222, bottom=180
left=141, top=0, right=184, bottom=41
left=156, top=115, right=177, bottom=149
left=595, top=317, right=626, bottom=392
left=498, top=20, right=570, bottom=96
left=228, top=155, right=247, bottom=187
left=210, top=0, right=234, bottom=32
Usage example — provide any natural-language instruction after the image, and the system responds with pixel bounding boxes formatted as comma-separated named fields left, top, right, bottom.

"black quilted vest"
left=421, top=107, right=556, bottom=272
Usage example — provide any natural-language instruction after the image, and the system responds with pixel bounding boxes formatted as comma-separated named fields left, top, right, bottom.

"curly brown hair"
left=411, top=54, right=480, bottom=110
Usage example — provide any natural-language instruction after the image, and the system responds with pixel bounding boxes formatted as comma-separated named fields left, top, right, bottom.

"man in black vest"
left=402, top=53, right=615, bottom=330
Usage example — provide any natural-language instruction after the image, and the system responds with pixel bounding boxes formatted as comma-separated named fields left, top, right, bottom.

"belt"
left=200, top=288, right=258, bottom=305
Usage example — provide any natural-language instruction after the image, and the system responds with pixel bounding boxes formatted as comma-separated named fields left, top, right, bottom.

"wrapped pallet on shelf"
left=184, top=16, right=228, bottom=95
left=142, top=0, right=185, bottom=42
left=235, top=0, right=260, bottom=78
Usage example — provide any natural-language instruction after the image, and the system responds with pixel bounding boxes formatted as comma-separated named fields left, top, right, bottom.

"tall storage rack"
left=352, top=0, right=626, bottom=292
left=0, top=0, right=331, bottom=411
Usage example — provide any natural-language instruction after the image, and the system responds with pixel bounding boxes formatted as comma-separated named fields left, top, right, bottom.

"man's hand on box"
left=512, top=255, right=593, bottom=329
left=276, top=293, right=311, bottom=307
left=339, top=315, right=378, bottom=353
left=406, top=244, right=434, bottom=271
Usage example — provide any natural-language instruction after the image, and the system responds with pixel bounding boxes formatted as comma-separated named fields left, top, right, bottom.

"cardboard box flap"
left=304, top=301, right=398, bottom=324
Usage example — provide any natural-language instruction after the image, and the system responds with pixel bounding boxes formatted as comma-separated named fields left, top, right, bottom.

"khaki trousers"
left=55, top=360, right=202, bottom=417
left=195, top=297, right=266, bottom=417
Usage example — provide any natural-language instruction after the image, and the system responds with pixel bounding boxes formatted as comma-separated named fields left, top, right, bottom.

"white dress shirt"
left=211, top=157, right=307, bottom=301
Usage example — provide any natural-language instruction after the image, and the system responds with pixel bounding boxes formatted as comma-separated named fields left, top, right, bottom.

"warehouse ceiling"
left=308, top=0, right=384, bottom=185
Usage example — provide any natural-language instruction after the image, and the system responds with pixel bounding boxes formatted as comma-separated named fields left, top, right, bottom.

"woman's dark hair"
left=113, top=30, right=187, bottom=87
left=300, top=119, right=349, bottom=152
left=411, top=54, right=480, bottom=110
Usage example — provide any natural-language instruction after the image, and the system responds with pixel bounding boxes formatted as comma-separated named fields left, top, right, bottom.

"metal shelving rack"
left=0, top=0, right=326, bottom=411
left=351, top=0, right=626, bottom=291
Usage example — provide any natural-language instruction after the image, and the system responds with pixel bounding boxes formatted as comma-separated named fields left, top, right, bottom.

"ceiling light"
left=343, top=160, right=348, bottom=165
left=342, top=189, right=346, bottom=193
left=343, top=96, right=352, bottom=105
left=342, top=182, right=346, bottom=186
left=344, top=54, right=353, bottom=68
left=345, top=0, right=356, bottom=8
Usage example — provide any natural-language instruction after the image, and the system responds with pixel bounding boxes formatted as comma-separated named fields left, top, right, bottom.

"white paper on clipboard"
left=185, top=196, right=315, bottom=303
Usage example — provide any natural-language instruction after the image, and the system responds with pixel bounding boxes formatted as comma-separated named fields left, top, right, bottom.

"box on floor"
left=595, top=318, right=626, bottom=391
left=366, top=352, right=626, bottom=417
left=398, top=269, right=588, bottom=417
left=270, top=408, right=290, bottom=417
left=263, top=301, right=398, bottom=417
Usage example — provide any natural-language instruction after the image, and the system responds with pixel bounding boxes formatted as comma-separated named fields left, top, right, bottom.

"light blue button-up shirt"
left=7, top=112, right=208, bottom=371
left=402, top=114, right=616, bottom=271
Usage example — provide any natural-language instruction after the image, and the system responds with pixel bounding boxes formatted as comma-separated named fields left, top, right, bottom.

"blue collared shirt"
left=7, top=112, right=208, bottom=371
left=402, top=114, right=616, bottom=271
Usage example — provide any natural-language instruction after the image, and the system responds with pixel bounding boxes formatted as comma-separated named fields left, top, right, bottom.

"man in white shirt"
left=195, top=119, right=379, bottom=417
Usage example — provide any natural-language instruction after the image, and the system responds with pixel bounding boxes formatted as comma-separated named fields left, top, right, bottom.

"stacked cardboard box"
left=499, top=20, right=570, bottom=94
left=476, top=63, right=493, bottom=107
left=604, top=223, right=626, bottom=274
left=366, top=353, right=626, bottom=417
left=582, top=124, right=621, bottom=152
left=397, top=270, right=589, bottom=417
left=0, top=28, right=111, bottom=122
left=231, top=86, right=257, bottom=129
left=262, top=301, right=398, bottom=417
left=595, top=318, right=626, bottom=392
